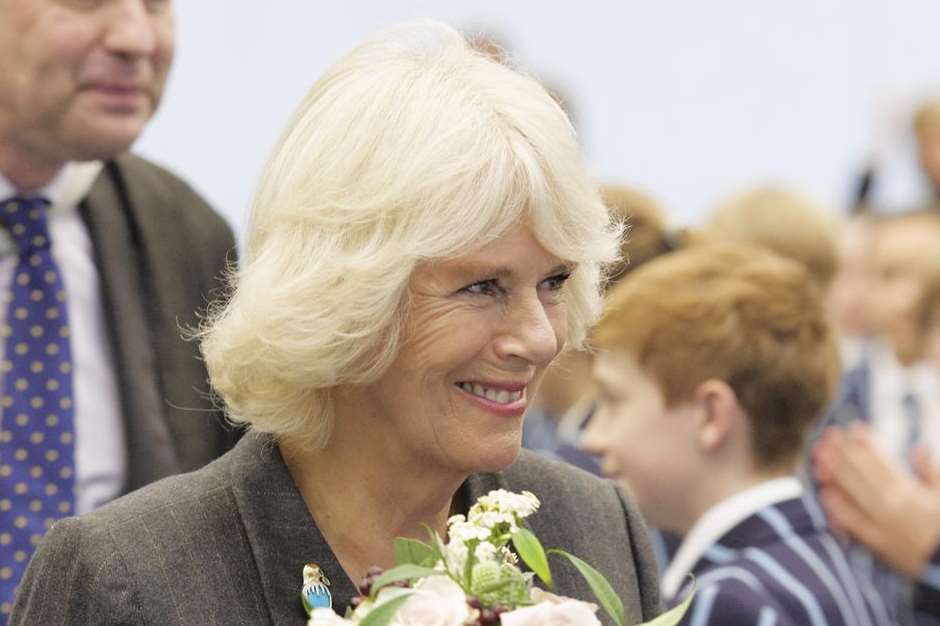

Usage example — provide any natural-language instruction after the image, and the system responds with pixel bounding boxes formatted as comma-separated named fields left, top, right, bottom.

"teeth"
left=459, top=382, right=523, bottom=405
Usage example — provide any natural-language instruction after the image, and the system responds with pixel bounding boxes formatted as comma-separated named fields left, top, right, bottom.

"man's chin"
left=63, top=124, right=148, bottom=161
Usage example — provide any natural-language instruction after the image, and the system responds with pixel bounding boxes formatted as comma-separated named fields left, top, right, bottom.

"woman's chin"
left=463, top=438, right=523, bottom=475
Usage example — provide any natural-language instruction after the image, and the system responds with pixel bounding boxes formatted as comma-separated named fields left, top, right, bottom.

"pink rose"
left=499, top=590, right=602, bottom=626
left=384, top=576, right=471, bottom=626
left=308, top=608, right=355, bottom=625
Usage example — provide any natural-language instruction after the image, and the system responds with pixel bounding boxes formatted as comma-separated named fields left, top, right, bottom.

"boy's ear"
left=692, top=379, right=741, bottom=453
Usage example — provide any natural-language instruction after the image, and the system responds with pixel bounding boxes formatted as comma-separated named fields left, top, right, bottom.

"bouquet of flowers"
left=305, top=489, right=690, bottom=626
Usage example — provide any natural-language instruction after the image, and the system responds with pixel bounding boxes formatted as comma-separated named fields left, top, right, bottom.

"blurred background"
left=136, top=0, right=940, bottom=238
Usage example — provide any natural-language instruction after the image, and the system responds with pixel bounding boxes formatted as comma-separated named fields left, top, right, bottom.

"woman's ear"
left=693, top=379, right=741, bottom=453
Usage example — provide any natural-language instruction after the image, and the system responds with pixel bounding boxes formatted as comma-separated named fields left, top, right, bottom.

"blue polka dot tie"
left=0, top=196, right=75, bottom=620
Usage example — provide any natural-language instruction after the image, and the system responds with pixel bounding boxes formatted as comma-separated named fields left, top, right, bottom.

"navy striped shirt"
left=667, top=496, right=894, bottom=626
left=914, top=544, right=940, bottom=624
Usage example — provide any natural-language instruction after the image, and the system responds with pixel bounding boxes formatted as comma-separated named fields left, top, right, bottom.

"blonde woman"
left=12, top=20, right=661, bottom=625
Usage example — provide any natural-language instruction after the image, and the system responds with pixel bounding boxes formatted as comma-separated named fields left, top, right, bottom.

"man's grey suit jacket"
left=12, top=434, right=662, bottom=625
left=81, top=154, right=239, bottom=492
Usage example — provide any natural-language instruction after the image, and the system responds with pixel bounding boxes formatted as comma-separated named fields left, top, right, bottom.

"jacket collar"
left=690, top=494, right=825, bottom=579
left=81, top=160, right=180, bottom=489
left=224, top=432, right=599, bottom=624
left=227, top=433, right=522, bottom=622
left=662, top=478, right=822, bottom=599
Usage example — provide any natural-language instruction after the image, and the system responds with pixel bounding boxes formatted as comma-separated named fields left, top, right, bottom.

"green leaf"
left=357, top=592, right=414, bottom=626
left=548, top=549, right=624, bottom=626
left=511, top=528, right=552, bottom=589
left=369, top=564, right=439, bottom=599
left=426, top=528, right=455, bottom=578
left=394, top=537, right=434, bottom=567
left=637, top=580, right=695, bottom=626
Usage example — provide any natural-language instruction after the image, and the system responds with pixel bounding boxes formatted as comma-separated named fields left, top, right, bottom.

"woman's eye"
left=541, top=271, right=572, bottom=291
left=461, top=279, right=501, bottom=296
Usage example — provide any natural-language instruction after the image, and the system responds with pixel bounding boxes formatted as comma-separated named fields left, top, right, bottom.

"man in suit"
left=582, top=244, right=892, bottom=625
left=0, top=0, right=237, bottom=617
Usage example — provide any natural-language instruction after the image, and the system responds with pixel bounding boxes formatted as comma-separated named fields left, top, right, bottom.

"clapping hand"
left=814, top=422, right=940, bottom=578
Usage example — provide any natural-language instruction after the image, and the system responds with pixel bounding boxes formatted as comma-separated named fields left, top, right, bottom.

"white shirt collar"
left=660, top=476, right=803, bottom=599
left=0, top=161, right=103, bottom=254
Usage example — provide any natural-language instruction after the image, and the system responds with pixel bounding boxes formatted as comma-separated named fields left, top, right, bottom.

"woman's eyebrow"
left=445, top=262, right=513, bottom=281
left=438, top=260, right=574, bottom=283
left=549, top=262, right=577, bottom=275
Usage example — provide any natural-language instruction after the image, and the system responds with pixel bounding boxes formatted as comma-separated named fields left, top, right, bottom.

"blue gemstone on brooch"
left=301, top=562, right=333, bottom=615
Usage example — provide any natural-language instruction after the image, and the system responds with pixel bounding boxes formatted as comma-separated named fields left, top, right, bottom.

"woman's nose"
left=493, top=295, right=563, bottom=366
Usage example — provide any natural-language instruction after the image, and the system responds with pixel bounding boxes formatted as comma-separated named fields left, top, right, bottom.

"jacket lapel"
left=109, top=155, right=229, bottom=475
left=229, top=443, right=615, bottom=624
left=228, top=442, right=548, bottom=624
left=80, top=161, right=179, bottom=489
left=230, top=435, right=359, bottom=624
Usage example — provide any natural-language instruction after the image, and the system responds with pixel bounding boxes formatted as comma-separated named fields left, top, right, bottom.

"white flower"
left=475, top=490, right=539, bottom=519
left=473, top=510, right=513, bottom=532
left=442, top=539, right=468, bottom=573
left=384, top=575, right=470, bottom=626
left=474, top=541, right=497, bottom=563
left=499, top=589, right=601, bottom=626
left=307, top=608, right=355, bottom=625
left=447, top=518, right=491, bottom=543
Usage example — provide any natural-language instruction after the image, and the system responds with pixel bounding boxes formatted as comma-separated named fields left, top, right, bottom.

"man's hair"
left=593, top=244, right=840, bottom=469
left=706, top=185, right=839, bottom=290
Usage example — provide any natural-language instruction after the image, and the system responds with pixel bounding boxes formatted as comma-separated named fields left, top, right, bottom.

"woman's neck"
left=280, top=426, right=467, bottom=586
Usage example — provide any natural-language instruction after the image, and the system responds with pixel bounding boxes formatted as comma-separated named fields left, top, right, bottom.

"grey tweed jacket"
left=84, top=154, right=239, bottom=490
left=11, top=433, right=661, bottom=625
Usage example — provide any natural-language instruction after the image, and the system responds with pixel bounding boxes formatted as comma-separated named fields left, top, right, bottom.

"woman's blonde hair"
left=199, top=20, right=619, bottom=447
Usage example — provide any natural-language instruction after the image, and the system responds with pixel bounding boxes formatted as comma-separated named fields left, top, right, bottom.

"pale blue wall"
left=135, top=1, right=940, bottom=239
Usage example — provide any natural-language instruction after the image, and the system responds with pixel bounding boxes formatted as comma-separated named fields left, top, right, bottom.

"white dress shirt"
left=660, top=477, right=803, bottom=599
left=867, top=339, right=940, bottom=461
left=0, top=163, right=126, bottom=514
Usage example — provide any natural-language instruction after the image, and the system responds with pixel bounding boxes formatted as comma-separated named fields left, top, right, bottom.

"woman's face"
left=359, top=222, right=571, bottom=475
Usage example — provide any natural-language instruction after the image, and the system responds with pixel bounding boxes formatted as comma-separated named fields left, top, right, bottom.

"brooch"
left=301, top=562, right=333, bottom=615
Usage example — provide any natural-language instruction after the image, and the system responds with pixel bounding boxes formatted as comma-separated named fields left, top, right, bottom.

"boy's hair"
left=706, top=186, right=839, bottom=291
left=593, top=244, right=840, bottom=469
left=601, top=184, right=671, bottom=284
